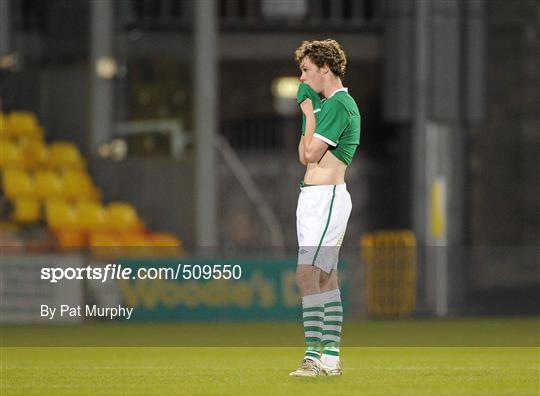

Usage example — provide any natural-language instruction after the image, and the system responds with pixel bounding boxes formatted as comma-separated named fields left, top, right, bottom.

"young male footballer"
left=290, top=39, right=361, bottom=377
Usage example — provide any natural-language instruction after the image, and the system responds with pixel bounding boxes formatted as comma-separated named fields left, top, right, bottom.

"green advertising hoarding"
left=118, top=258, right=348, bottom=320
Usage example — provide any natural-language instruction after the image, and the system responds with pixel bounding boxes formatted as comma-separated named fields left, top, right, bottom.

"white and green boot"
left=289, top=358, right=321, bottom=377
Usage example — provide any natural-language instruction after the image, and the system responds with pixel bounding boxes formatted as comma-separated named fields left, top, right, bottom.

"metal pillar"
left=384, top=0, right=485, bottom=316
left=89, top=0, right=115, bottom=151
left=412, top=0, right=452, bottom=316
left=412, top=0, right=430, bottom=250
left=194, top=0, right=218, bottom=248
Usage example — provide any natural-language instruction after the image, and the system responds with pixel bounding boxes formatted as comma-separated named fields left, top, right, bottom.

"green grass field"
left=1, top=319, right=539, bottom=395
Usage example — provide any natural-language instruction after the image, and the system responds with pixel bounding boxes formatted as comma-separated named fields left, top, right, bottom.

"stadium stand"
left=48, top=142, right=86, bottom=170
left=21, top=139, right=49, bottom=169
left=0, top=110, right=183, bottom=256
left=0, top=140, right=25, bottom=168
left=12, top=197, right=40, bottom=223
left=34, top=170, right=65, bottom=200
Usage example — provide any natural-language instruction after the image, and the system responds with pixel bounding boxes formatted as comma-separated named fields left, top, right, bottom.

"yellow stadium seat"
left=117, top=232, right=154, bottom=256
left=34, top=170, right=65, bottom=200
left=89, top=231, right=122, bottom=257
left=6, top=112, right=43, bottom=139
left=89, top=231, right=121, bottom=247
left=48, top=142, right=85, bottom=170
left=0, top=140, right=25, bottom=168
left=0, top=112, right=6, bottom=136
left=29, top=127, right=44, bottom=141
left=88, top=231, right=134, bottom=258
left=55, top=230, right=86, bottom=250
left=107, top=202, right=139, bottom=232
left=150, top=232, right=182, bottom=247
left=77, top=201, right=108, bottom=232
left=118, top=232, right=153, bottom=246
left=13, top=198, right=40, bottom=223
left=21, top=139, right=49, bottom=169
left=150, top=232, right=184, bottom=256
left=88, top=186, right=102, bottom=201
left=62, top=170, right=97, bottom=200
left=2, top=169, right=35, bottom=198
left=45, top=200, right=79, bottom=231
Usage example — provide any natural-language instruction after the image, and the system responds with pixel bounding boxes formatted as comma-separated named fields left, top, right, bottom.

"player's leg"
left=316, top=185, right=351, bottom=376
left=319, top=268, right=338, bottom=291
left=291, top=184, right=344, bottom=377
left=297, top=265, right=323, bottom=361
left=291, top=187, right=325, bottom=377
left=297, top=264, right=321, bottom=295
left=290, top=265, right=324, bottom=377
left=319, top=269, right=343, bottom=375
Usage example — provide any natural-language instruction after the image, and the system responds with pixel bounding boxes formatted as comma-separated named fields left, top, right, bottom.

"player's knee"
left=319, top=276, right=327, bottom=290
left=296, top=265, right=318, bottom=289
left=319, top=276, right=334, bottom=292
left=295, top=266, right=309, bottom=286
left=320, top=271, right=338, bottom=292
left=318, top=269, right=332, bottom=288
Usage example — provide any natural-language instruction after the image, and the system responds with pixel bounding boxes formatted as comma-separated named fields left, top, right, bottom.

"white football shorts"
left=296, top=183, right=352, bottom=273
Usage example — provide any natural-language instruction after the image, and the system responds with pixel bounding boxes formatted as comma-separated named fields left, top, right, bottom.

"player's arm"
left=300, top=100, right=328, bottom=163
left=298, top=137, right=307, bottom=166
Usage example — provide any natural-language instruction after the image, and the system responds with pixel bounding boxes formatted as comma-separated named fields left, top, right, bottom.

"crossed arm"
left=298, top=99, right=329, bottom=165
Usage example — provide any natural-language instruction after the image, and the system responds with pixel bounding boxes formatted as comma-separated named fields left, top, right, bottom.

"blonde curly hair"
left=294, top=39, right=347, bottom=80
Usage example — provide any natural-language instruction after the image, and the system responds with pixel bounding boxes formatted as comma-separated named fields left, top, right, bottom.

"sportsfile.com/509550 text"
left=40, top=264, right=242, bottom=283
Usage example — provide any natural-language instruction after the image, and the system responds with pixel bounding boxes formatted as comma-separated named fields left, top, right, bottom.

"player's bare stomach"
left=303, top=150, right=347, bottom=185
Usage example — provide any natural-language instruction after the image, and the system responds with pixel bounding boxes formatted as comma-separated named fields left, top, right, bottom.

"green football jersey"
left=296, top=83, right=322, bottom=136
left=314, top=88, right=361, bottom=165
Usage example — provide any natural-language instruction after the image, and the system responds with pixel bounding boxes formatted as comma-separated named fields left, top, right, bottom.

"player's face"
left=299, top=57, right=324, bottom=93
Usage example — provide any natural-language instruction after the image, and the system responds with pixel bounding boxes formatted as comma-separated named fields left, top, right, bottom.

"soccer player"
left=289, top=39, right=361, bottom=377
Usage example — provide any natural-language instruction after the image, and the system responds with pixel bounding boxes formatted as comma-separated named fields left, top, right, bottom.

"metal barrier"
left=361, top=230, right=417, bottom=317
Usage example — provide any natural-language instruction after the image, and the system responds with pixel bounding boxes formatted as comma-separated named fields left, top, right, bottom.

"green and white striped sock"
left=302, top=293, right=323, bottom=361
left=321, top=288, right=342, bottom=365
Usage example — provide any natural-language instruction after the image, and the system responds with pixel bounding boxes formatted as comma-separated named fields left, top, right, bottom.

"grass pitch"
left=1, top=319, right=539, bottom=395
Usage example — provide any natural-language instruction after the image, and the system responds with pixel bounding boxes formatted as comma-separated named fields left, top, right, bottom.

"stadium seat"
left=89, top=231, right=121, bottom=247
left=55, top=230, right=86, bottom=250
left=34, top=170, right=65, bottom=200
left=48, top=142, right=85, bottom=170
left=21, top=139, right=49, bottom=169
left=2, top=169, right=35, bottom=199
left=0, top=140, right=25, bottom=169
left=150, top=232, right=184, bottom=256
left=89, top=186, right=102, bottom=201
left=62, top=170, right=99, bottom=201
left=6, top=111, right=43, bottom=139
left=45, top=200, right=79, bottom=231
left=77, top=201, right=108, bottom=232
left=116, top=232, right=154, bottom=256
left=107, top=202, right=139, bottom=232
left=12, top=198, right=41, bottom=223
left=0, top=113, right=7, bottom=137
left=150, top=232, right=182, bottom=247
left=89, top=231, right=122, bottom=257
left=118, top=232, right=153, bottom=246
